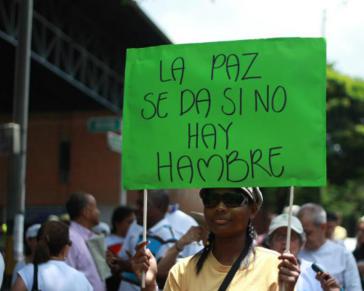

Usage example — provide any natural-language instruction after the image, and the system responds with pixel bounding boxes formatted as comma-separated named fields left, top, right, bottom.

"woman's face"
left=270, top=227, right=302, bottom=256
left=116, top=213, right=136, bottom=237
left=203, top=188, right=257, bottom=238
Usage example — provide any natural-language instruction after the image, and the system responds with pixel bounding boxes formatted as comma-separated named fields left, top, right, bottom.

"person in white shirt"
left=119, top=221, right=143, bottom=260
left=109, top=191, right=204, bottom=291
left=12, top=221, right=92, bottom=291
left=105, top=206, right=135, bottom=291
left=0, top=252, right=4, bottom=288
left=166, top=205, right=203, bottom=257
left=11, top=223, right=41, bottom=286
left=268, top=213, right=340, bottom=291
left=298, top=203, right=362, bottom=291
left=106, top=206, right=135, bottom=256
left=166, top=204, right=198, bottom=234
left=118, top=190, right=177, bottom=291
left=106, top=221, right=143, bottom=290
left=121, top=190, right=204, bottom=291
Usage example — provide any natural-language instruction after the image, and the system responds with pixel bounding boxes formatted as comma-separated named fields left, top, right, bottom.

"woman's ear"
left=62, top=244, right=70, bottom=259
left=81, top=206, right=90, bottom=219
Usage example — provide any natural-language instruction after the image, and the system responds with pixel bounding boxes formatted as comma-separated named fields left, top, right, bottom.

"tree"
left=323, top=66, right=364, bottom=234
left=326, top=66, right=364, bottom=184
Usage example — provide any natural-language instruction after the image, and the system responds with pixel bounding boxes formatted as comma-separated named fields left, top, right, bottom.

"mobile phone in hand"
left=311, top=263, right=324, bottom=273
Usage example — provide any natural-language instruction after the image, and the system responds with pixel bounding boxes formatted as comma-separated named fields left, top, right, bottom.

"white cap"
left=282, top=205, right=301, bottom=216
left=241, top=187, right=263, bottom=211
left=26, top=224, right=41, bottom=239
left=268, top=214, right=305, bottom=241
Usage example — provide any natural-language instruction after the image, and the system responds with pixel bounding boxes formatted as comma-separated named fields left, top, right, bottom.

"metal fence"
left=0, top=0, right=123, bottom=113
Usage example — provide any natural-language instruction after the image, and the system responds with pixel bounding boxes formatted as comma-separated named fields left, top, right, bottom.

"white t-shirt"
left=0, top=253, right=4, bottom=288
left=119, top=222, right=143, bottom=260
left=12, top=260, right=27, bottom=285
left=166, top=209, right=203, bottom=257
left=165, top=208, right=198, bottom=235
left=299, top=240, right=362, bottom=291
left=296, top=259, right=322, bottom=291
left=17, top=260, right=93, bottom=291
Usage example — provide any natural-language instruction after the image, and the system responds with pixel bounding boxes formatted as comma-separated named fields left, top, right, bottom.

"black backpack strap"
left=32, top=264, right=39, bottom=291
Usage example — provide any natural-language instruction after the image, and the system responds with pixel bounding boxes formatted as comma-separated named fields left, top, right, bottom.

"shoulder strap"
left=162, top=225, right=177, bottom=239
left=218, top=236, right=255, bottom=291
left=217, top=248, right=247, bottom=291
left=32, top=263, right=39, bottom=291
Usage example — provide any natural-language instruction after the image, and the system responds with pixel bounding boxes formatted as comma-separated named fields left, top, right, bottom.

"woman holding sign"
left=132, top=187, right=300, bottom=291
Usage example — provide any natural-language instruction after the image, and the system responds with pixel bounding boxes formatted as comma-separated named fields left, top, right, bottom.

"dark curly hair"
left=33, top=221, right=71, bottom=264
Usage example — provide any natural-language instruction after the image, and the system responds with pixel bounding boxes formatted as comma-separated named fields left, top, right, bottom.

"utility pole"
left=321, top=0, right=348, bottom=37
left=7, top=0, right=34, bottom=262
left=321, top=8, right=327, bottom=37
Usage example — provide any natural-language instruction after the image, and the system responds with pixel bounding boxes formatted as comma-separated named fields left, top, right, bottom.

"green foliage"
left=321, top=180, right=364, bottom=235
left=321, top=181, right=364, bottom=215
left=326, top=67, right=364, bottom=184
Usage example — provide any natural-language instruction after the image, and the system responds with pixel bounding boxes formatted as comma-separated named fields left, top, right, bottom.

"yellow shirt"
left=164, top=247, right=281, bottom=291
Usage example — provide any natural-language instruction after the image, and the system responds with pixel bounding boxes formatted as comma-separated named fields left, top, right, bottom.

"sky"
left=137, top=0, right=364, bottom=79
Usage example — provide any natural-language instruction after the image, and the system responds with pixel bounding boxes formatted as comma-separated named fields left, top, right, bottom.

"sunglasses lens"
left=223, top=192, right=246, bottom=207
left=200, top=191, right=248, bottom=208
left=201, top=192, right=220, bottom=208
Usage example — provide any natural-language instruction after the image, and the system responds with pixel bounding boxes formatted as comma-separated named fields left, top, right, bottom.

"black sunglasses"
left=200, top=191, right=250, bottom=208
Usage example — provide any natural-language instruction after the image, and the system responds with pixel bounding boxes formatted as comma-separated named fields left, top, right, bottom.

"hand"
left=131, top=241, right=158, bottom=288
left=178, top=226, right=203, bottom=248
left=357, top=261, right=364, bottom=276
left=316, top=272, right=341, bottom=291
left=106, top=250, right=121, bottom=273
left=278, top=252, right=300, bottom=291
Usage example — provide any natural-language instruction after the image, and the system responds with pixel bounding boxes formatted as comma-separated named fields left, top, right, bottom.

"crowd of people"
left=0, top=188, right=364, bottom=291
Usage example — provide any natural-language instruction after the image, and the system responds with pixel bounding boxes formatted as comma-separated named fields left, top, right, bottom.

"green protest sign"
left=122, top=38, right=326, bottom=190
